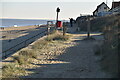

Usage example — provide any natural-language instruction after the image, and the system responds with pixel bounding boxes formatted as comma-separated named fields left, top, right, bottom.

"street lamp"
left=56, top=7, right=60, bottom=28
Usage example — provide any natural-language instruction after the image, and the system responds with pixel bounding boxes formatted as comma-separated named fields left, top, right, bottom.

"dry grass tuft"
left=33, top=40, right=48, bottom=49
left=45, top=31, right=70, bottom=41
left=12, top=55, right=30, bottom=65
left=19, top=50, right=37, bottom=59
left=2, top=64, right=26, bottom=78
left=2, top=30, right=71, bottom=78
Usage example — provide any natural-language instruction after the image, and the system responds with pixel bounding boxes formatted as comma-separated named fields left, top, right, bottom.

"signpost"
left=56, top=7, right=60, bottom=29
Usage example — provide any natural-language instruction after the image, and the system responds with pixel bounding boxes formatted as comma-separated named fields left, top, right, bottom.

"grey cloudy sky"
left=0, top=0, right=119, bottom=20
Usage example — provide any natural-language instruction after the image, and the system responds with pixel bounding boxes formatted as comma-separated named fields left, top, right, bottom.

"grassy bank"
left=76, top=14, right=120, bottom=32
left=2, top=30, right=72, bottom=78
left=95, top=42, right=118, bottom=78
left=94, top=16, right=120, bottom=77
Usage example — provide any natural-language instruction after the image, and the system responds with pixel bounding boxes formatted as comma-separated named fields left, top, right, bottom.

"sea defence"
left=1, top=25, right=54, bottom=59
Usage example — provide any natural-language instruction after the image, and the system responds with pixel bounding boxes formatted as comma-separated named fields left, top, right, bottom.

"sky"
left=0, top=0, right=120, bottom=20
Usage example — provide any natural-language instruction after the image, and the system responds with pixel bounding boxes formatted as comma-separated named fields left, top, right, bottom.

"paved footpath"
left=21, top=30, right=111, bottom=78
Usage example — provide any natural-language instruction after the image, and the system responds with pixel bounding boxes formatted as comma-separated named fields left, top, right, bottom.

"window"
left=104, top=7, right=107, bottom=9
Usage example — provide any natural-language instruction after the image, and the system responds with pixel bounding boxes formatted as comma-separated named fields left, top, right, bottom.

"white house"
left=93, top=2, right=110, bottom=16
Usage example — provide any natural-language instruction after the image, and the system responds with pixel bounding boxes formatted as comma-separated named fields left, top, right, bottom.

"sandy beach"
left=0, top=25, right=40, bottom=31
left=1, top=25, right=40, bottom=40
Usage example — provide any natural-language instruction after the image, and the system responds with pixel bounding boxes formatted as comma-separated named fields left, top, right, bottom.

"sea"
left=0, top=19, right=56, bottom=27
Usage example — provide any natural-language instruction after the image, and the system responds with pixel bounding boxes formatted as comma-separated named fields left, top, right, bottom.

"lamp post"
left=56, top=7, right=60, bottom=29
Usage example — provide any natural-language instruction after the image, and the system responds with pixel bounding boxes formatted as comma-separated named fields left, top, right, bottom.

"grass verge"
left=45, top=31, right=70, bottom=41
left=2, top=30, right=71, bottom=78
left=2, top=63, right=26, bottom=78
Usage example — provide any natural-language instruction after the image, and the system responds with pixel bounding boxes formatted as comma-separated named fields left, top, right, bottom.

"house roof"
left=111, top=1, right=120, bottom=9
left=93, top=2, right=110, bottom=13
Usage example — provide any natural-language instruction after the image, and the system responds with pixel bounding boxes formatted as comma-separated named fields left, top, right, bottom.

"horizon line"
left=0, top=17, right=55, bottom=20
left=0, top=18, right=69, bottom=21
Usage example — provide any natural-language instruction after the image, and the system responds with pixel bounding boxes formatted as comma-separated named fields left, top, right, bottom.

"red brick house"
left=110, top=1, right=120, bottom=14
left=111, top=1, right=120, bottom=9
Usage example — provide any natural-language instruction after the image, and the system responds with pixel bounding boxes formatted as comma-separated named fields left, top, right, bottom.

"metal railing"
left=2, top=29, right=48, bottom=59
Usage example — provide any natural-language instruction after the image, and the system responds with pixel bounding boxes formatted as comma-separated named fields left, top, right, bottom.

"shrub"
left=45, top=34, right=56, bottom=41
left=53, top=35, right=69, bottom=41
left=13, top=55, right=29, bottom=65
left=45, top=34, right=70, bottom=41
left=33, top=40, right=48, bottom=49
left=2, top=64, right=25, bottom=78
left=18, top=50, right=37, bottom=59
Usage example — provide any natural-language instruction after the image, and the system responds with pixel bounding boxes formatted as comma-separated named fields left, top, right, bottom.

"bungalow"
left=93, top=2, right=110, bottom=16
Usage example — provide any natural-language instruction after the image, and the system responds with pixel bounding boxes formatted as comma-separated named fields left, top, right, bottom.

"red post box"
left=57, top=21, right=62, bottom=27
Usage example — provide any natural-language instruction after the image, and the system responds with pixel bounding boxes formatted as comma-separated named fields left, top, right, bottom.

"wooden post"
left=87, top=17, right=90, bottom=38
left=63, top=22, right=67, bottom=36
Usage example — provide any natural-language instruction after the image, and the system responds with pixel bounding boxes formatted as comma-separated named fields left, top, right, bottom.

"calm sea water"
left=0, top=19, right=56, bottom=27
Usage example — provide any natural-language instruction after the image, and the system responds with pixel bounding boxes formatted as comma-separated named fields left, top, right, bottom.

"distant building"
left=75, top=15, right=93, bottom=31
left=93, top=2, right=110, bottom=16
left=109, top=1, right=120, bottom=15
left=111, top=1, right=120, bottom=9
